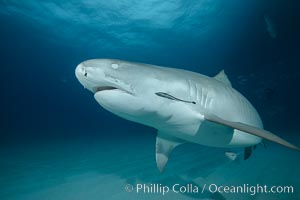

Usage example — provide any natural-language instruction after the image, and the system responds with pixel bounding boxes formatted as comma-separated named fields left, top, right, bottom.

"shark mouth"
left=94, top=86, right=117, bottom=93
left=93, top=86, right=133, bottom=95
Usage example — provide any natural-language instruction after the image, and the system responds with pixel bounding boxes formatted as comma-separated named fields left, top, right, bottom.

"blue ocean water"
left=1, top=1, right=299, bottom=200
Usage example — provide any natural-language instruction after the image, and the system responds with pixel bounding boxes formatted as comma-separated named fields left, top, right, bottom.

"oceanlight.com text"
left=124, top=183, right=294, bottom=196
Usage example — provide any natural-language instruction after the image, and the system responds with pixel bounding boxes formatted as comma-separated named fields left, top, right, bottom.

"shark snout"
left=75, top=63, right=85, bottom=78
left=75, top=63, right=104, bottom=93
left=75, top=62, right=134, bottom=95
left=75, top=63, right=88, bottom=87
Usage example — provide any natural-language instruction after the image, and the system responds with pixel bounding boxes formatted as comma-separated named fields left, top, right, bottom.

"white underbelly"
left=162, top=119, right=262, bottom=148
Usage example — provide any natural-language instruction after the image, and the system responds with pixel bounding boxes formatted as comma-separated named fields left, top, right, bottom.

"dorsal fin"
left=156, top=133, right=184, bottom=172
left=214, top=70, right=232, bottom=87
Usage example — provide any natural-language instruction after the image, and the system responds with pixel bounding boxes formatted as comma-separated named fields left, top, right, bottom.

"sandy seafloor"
left=1, top=133, right=299, bottom=200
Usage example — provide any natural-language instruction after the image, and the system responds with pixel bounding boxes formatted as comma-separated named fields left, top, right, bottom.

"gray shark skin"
left=75, top=59, right=300, bottom=172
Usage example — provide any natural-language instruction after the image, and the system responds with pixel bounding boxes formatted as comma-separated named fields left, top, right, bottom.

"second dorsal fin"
left=214, top=70, right=232, bottom=87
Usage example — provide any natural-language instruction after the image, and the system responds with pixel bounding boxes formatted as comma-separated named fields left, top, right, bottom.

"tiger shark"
left=75, top=59, right=300, bottom=172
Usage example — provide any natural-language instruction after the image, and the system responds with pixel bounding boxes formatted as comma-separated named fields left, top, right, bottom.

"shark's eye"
left=111, top=63, right=119, bottom=69
left=84, top=72, right=87, bottom=77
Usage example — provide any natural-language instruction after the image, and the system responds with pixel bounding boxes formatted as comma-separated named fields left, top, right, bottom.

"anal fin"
left=156, top=133, right=184, bottom=172
left=244, top=146, right=252, bottom=160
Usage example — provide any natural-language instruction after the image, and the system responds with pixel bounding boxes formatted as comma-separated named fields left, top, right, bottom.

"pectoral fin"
left=205, top=114, right=300, bottom=151
left=156, top=133, right=184, bottom=172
